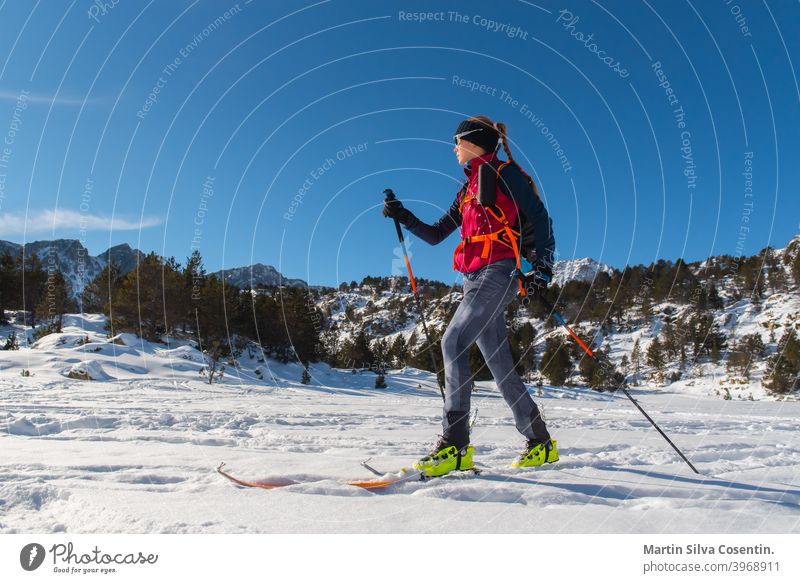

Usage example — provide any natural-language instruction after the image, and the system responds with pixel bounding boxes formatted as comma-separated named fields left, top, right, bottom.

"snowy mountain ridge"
left=552, top=257, right=613, bottom=286
left=0, top=239, right=144, bottom=300
left=209, top=263, right=309, bottom=290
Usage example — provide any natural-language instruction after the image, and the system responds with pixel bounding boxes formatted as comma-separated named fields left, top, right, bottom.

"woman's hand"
left=522, top=261, right=553, bottom=295
left=382, top=197, right=412, bottom=225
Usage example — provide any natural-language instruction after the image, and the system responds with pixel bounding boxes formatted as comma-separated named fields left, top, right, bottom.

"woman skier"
left=382, top=116, right=559, bottom=476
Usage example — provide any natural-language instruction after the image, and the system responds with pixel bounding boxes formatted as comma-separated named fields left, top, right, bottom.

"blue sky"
left=0, top=0, right=797, bottom=287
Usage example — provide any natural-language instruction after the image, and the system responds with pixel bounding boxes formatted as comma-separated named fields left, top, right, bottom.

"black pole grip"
left=382, top=189, right=403, bottom=240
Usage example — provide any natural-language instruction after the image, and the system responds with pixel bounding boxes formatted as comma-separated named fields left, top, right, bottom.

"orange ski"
left=216, top=463, right=298, bottom=490
left=217, top=463, right=480, bottom=491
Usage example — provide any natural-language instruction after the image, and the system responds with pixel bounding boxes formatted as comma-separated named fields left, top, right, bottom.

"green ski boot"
left=511, top=439, right=559, bottom=468
left=413, top=438, right=474, bottom=478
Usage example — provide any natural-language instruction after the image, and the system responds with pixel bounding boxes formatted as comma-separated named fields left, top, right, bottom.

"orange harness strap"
left=453, top=199, right=527, bottom=297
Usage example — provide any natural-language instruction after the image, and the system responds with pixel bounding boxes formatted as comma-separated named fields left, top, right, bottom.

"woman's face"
left=454, top=138, right=487, bottom=165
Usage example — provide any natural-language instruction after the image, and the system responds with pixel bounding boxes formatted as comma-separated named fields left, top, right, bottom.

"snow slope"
left=1, top=319, right=798, bottom=534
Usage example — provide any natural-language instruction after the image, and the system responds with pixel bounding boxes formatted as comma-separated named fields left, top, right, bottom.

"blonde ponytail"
left=495, top=121, right=517, bottom=166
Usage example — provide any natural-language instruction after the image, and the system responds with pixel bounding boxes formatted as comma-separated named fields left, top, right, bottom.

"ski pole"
left=383, top=189, right=445, bottom=401
left=535, top=293, right=700, bottom=475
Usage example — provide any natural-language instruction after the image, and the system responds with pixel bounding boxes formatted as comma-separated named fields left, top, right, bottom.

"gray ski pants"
left=441, top=257, right=550, bottom=444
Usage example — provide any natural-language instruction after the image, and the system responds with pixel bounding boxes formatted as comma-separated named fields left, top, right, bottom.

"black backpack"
left=475, top=158, right=543, bottom=265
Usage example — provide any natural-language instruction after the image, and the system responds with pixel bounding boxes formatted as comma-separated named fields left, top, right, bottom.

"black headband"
left=454, top=119, right=500, bottom=153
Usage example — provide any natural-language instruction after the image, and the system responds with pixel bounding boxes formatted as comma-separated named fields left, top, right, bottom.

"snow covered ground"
left=1, top=315, right=799, bottom=534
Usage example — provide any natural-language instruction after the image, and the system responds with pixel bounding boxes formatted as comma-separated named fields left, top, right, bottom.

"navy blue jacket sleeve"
left=499, top=164, right=556, bottom=266
left=403, top=192, right=462, bottom=245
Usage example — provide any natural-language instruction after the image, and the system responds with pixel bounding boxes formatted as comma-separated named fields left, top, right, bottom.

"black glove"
left=521, top=261, right=553, bottom=295
left=382, top=197, right=412, bottom=225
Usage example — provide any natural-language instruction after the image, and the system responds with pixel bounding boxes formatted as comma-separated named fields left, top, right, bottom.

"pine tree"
left=252, top=293, right=287, bottom=361
left=371, top=337, right=389, bottom=373
left=619, top=354, right=630, bottom=375
left=203, top=339, right=228, bottom=384
left=509, top=321, right=536, bottom=378
left=791, top=245, right=800, bottom=286
left=763, top=329, right=800, bottom=394
left=35, top=270, right=70, bottom=332
left=739, top=257, right=766, bottom=305
left=539, top=338, right=572, bottom=386
left=106, top=252, right=183, bottom=341
left=651, top=261, right=674, bottom=303
left=81, top=262, right=122, bottom=313
left=745, top=333, right=765, bottom=359
left=282, top=287, right=323, bottom=364
left=710, top=339, right=721, bottom=364
left=768, top=261, right=788, bottom=292
left=693, top=285, right=708, bottom=312
left=707, top=283, right=724, bottom=309
left=183, top=249, right=206, bottom=333
left=301, top=365, right=311, bottom=385
left=662, top=318, right=678, bottom=359
left=194, top=276, right=239, bottom=382
left=407, top=331, right=418, bottom=350
left=726, top=340, right=749, bottom=378
left=647, top=337, right=666, bottom=374
left=388, top=335, right=408, bottom=368
left=589, top=348, right=619, bottom=391
left=0, top=250, right=18, bottom=321
left=18, top=252, right=46, bottom=326
left=579, top=351, right=596, bottom=384
left=631, top=338, right=642, bottom=380
left=3, top=330, right=19, bottom=350
left=341, top=329, right=374, bottom=369
left=761, top=247, right=785, bottom=292
left=639, top=286, right=653, bottom=319
left=162, top=256, right=186, bottom=336
left=687, top=313, right=727, bottom=359
left=752, top=275, right=765, bottom=305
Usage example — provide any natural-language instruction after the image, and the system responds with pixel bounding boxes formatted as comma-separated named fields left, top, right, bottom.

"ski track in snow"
left=1, top=318, right=799, bottom=533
